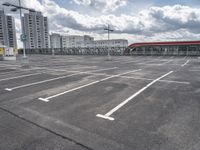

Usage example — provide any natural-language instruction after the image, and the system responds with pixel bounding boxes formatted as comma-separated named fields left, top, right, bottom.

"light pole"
left=104, top=24, right=114, bottom=60
left=2, top=1, right=35, bottom=59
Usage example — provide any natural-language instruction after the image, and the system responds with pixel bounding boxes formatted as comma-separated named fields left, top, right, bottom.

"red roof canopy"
left=129, top=41, right=200, bottom=47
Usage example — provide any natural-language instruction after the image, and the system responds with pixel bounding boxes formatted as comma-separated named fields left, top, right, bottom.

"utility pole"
left=104, top=24, right=113, bottom=60
left=18, top=0, right=26, bottom=58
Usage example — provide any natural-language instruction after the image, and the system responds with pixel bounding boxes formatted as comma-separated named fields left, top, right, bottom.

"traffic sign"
left=20, top=34, right=27, bottom=42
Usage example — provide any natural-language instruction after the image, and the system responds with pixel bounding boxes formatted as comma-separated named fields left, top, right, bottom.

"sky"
left=1, top=0, right=200, bottom=48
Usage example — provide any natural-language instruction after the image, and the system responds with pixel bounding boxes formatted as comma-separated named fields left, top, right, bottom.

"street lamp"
left=2, top=0, right=36, bottom=59
left=104, top=24, right=114, bottom=60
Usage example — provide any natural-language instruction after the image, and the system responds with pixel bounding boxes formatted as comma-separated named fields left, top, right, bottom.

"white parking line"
left=159, top=60, right=172, bottom=65
left=181, top=60, right=190, bottom=67
left=121, top=60, right=143, bottom=64
left=189, top=70, right=200, bottom=72
left=120, top=75, right=190, bottom=85
left=35, top=67, right=118, bottom=73
left=0, top=70, right=21, bottom=76
left=0, top=72, right=42, bottom=82
left=38, top=69, right=142, bottom=102
left=0, top=64, right=20, bottom=67
left=54, top=66, right=97, bottom=70
left=137, top=59, right=162, bottom=65
left=5, top=67, right=118, bottom=91
left=96, top=71, right=173, bottom=121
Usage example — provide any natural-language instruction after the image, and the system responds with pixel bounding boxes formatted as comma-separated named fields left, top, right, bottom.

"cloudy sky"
left=1, top=0, right=200, bottom=48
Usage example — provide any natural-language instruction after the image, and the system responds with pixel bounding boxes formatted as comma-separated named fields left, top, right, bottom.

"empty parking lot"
left=0, top=55, right=200, bottom=150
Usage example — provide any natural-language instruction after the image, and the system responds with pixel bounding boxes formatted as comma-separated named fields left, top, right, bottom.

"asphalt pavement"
left=0, top=55, right=200, bottom=150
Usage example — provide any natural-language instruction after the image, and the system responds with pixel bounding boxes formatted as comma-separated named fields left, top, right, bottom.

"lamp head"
left=10, top=8, right=18, bottom=12
left=2, top=2, right=11, bottom=6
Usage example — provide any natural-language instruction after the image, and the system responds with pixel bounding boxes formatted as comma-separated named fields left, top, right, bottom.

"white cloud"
left=1, top=0, right=200, bottom=47
left=73, top=0, right=127, bottom=13
left=42, top=1, right=200, bottom=35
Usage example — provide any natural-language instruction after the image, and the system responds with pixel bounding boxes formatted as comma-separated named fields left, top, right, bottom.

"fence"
left=18, top=45, right=200, bottom=56
left=18, top=47, right=126, bottom=56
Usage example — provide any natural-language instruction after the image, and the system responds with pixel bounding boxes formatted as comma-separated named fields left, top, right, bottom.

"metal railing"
left=18, top=47, right=127, bottom=56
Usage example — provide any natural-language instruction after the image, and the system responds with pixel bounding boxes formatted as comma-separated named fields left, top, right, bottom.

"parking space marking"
left=4, top=67, right=118, bottom=91
left=121, top=60, right=144, bottom=64
left=120, top=75, right=190, bottom=85
left=38, top=69, right=142, bottom=102
left=4, top=72, right=85, bottom=91
left=0, top=70, right=21, bottom=76
left=159, top=60, right=172, bottom=65
left=96, top=71, right=173, bottom=121
left=0, top=64, right=20, bottom=67
left=181, top=60, right=190, bottom=67
left=189, top=70, right=200, bottom=72
left=137, top=59, right=163, bottom=65
left=159, top=79, right=190, bottom=85
left=53, top=66, right=97, bottom=70
left=34, top=67, right=118, bottom=73
left=0, top=73, right=42, bottom=82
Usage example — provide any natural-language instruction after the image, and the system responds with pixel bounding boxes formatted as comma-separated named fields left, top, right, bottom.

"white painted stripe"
left=181, top=60, right=190, bottom=67
left=159, top=79, right=190, bottom=85
left=121, top=60, right=142, bottom=64
left=0, top=73, right=42, bottom=82
left=89, top=67, right=118, bottom=73
left=120, top=75, right=190, bottom=85
left=96, top=114, right=114, bottom=121
left=159, top=60, right=172, bottom=65
left=36, top=67, right=118, bottom=73
left=137, top=59, right=162, bottom=65
left=38, top=98, right=49, bottom=102
left=38, top=69, right=142, bottom=102
left=96, top=71, right=173, bottom=121
left=189, top=70, right=200, bottom=72
left=55, top=66, right=97, bottom=70
left=0, top=64, right=19, bottom=67
left=4, top=72, right=84, bottom=91
left=0, top=70, right=21, bottom=76
left=5, top=67, right=118, bottom=91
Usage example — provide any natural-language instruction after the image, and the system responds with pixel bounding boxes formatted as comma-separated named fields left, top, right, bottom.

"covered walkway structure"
left=125, top=41, right=200, bottom=56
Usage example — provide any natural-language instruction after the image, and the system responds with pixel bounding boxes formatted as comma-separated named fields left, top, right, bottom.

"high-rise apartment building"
left=22, top=11, right=49, bottom=49
left=0, top=10, right=17, bottom=48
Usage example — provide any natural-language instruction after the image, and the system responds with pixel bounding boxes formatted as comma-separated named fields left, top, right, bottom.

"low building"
left=62, top=35, right=94, bottom=48
left=125, top=41, right=200, bottom=56
left=60, top=35, right=128, bottom=48
left=93, top=39, right=128, bottom=48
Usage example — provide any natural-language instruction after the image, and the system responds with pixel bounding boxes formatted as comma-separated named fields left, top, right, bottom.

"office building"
left=0, top=10, right=17, bottom=48
left=22, top=11, right=49, bottom=49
